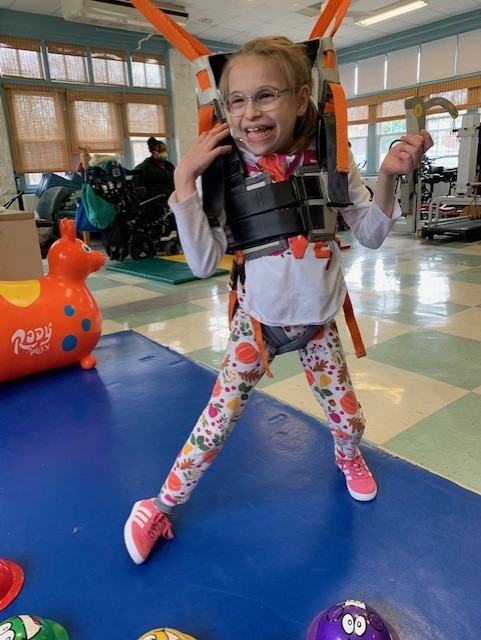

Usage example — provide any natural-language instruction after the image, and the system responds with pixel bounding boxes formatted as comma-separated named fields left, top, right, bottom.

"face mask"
left=153, top=150, right=168, bottom=161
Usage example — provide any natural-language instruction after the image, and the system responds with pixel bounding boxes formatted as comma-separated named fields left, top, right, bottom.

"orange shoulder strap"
left=309, top=0, right=351, bottom=39
left=131, top=0, right=352, bottom=141
left=130, top=0, right=218, bottom=133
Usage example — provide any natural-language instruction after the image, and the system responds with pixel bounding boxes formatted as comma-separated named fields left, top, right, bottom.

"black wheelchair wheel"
left=164, top=238, right=180, bottom=255
left=130, top=234, right=156, bottom=260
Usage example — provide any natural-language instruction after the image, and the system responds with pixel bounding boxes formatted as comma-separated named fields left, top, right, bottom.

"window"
left=67, top=90, right=124, bottom=153
left=131, top=52, right=165, bottom=89
left=24, top=171, right=68, bottom=188
left=46, top=42, right=88, bottom=84
left=348, top=124, right=368, bottom=169
left=0, top=36, right=44, bottom=79
left=377, top=99, right=406, bottom=120
left=347, top=105, right=369, bottom=169
left=4, top=86, right=71, bottom=173
left=90, top=48, right=127, bottom=86
left=376, top=119, right=407, bottom=169
left=425, top=111, right=465, bottom=169
left=1, top=37, right=171, bottom=180
left=123, top=94, right=170, bottom=138
left=130, top=136, right=167, bottom=167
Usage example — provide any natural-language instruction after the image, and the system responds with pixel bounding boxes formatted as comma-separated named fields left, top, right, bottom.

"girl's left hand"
left=379, top=129, right=433, bottom=177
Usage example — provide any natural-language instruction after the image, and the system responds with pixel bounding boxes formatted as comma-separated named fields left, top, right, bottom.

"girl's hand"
left=174, top=123, right=233, bottom=202
left=379, top=129, right=433, bottom=177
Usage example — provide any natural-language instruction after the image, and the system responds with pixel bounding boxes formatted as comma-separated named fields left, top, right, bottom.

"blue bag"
left=75, top=198, right=99, bottom=232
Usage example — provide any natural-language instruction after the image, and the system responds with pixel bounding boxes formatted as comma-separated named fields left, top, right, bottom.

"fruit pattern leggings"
left=158, top=304, right=365, bottom=509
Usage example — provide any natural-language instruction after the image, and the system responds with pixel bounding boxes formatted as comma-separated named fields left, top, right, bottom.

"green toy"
left=0, top=615, right=69, bottom=640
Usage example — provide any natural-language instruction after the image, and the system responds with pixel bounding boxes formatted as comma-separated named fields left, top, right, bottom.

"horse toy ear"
left=60, top=218, right=77, bottom=242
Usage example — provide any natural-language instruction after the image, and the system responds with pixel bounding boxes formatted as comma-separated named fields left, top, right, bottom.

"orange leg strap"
left=343, top=292, right=366, bottom=358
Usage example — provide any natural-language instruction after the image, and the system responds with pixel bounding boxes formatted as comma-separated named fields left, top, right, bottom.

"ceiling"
left=1, top=0, right=480, bottom=48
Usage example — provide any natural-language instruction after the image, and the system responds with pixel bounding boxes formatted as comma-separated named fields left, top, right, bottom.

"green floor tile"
left=384, top=392, right=481, bottom=492
left=344, top=270, right=421, bottom=291
left=137, top=277, right=229, bottom=293
left=450, top=265, right=481, bottom=285
left=357, top=292, right=467, bottom=325
left=109, top=302, right=207, bottom=326
left=87, top=276, right=126, bottom=291
left=427, top=253, right=481, bottom=267
left=367, top=329, right=481, bottom=390
left=257, top=351, right=304, bottom=388
left=186, top=346, right=225, bottom=371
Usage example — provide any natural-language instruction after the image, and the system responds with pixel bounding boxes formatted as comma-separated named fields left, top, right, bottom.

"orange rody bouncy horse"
left=0, top=218, right=105, bottom=383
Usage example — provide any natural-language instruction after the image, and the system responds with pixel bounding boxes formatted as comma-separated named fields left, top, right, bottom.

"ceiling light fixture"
left=355, top=0, right=428, bottom=27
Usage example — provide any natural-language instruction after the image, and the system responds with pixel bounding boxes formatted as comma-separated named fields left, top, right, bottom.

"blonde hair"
left=218, top=36, right=318, bottom=154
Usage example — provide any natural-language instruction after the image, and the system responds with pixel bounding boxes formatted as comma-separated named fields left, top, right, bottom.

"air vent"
left=295, top=2, right=324, bottom=18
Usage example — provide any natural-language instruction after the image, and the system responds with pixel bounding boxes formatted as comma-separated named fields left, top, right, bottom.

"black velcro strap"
left=202, top=135, right=246, bottom=225
left=227, top=206, right=306, bottom=250
left=317, top=115, right=351, bottom=207
left=226, top=180, right=299, bottom=216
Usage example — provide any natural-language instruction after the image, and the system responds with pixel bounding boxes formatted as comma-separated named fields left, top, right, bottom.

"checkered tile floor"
left=79, top=231, right=481, bottom=493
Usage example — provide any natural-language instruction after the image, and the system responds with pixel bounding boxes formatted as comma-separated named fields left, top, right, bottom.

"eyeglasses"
left=223, top=86, right=292, bottom=116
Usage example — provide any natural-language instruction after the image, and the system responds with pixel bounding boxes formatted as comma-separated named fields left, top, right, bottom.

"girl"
left=124, top=36, right=432, bottom=564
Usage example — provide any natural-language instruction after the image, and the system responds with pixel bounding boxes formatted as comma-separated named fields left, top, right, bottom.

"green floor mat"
left=106, top=257, right=228, bottom=284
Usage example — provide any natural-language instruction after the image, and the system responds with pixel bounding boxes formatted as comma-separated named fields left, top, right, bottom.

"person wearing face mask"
left=133, top=137, right=176, bottom=201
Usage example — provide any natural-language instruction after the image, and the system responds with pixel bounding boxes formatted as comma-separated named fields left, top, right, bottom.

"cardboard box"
left=0, top=211, right=44, bottom=280
left=460, top=204, right=481, bottom=219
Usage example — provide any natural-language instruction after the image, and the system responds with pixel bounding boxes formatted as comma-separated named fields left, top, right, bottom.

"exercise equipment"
left=0, top=218, right=104, bottom=383
left=393, top=96, right=458, bottom=234
left=306, top=600, right=398, bottom=640
left=420, top=112, right=481, bottom=240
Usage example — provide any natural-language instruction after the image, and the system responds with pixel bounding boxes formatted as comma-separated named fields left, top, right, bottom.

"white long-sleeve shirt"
left=169, top=149, right=402, bottom=327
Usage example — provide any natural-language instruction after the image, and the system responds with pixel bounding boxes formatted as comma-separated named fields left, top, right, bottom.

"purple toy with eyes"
left=306, top=600, right=399, bottom=640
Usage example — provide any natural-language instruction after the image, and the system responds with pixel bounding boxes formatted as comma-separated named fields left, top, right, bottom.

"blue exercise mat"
left=1, top=331, right=480, bottom=638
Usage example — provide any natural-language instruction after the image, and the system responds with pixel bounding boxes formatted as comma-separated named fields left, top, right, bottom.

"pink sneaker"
left=336, top=452, right=377, bottom=501
left=124, top=499, right=174, bottom=564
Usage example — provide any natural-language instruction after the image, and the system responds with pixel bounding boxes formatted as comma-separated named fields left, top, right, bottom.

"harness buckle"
left=293, top=167, right=337, bottom=241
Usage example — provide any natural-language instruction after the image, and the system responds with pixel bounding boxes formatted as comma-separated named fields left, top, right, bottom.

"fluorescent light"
left=355, top=1, right=428, bottom=27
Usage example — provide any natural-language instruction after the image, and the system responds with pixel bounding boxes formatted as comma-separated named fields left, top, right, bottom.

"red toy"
left=0, top=558, right=24, bottom=611
left=0, top=218, right=105, bottom=383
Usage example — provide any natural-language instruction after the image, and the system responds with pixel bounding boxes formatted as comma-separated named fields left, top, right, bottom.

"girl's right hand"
left=174, top=122, right=233, bottom=202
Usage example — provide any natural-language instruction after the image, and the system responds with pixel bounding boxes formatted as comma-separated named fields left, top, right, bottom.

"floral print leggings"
left=158, top=305, right=365, bottom=510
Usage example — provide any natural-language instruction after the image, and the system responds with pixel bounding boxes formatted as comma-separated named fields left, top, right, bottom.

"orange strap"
left=309, top=0, right=351, bottom=38
left=328, top=83, right=349, bottom=174
left=199, top=104, right=215, bottom=135
left=330, top=0, right=352, bottom=37
left=257, top=155, right=286, bottom=182
left=130, top=0, right=215, bottom=133
left=343, top=292, right=366, bottom=358
left=130, top=0, right=210, bottom=61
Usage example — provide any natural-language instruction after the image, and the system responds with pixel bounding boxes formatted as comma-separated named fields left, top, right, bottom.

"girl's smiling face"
left=226, top=55, right=310, bottom=157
